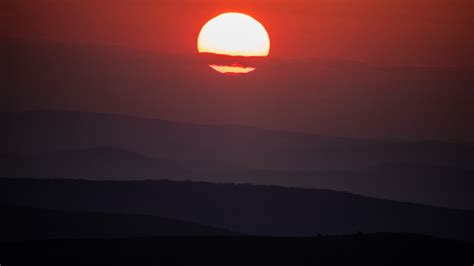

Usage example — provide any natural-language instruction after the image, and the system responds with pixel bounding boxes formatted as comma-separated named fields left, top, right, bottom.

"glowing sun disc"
left=197, top=13, right=270, bottom=57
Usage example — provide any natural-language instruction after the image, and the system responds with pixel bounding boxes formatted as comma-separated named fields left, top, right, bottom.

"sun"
left=198, top=13, right=270, bottom=57
left=197, top=13, right=270, bottom=74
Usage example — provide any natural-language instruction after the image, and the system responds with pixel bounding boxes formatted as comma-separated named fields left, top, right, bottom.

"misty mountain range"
left=2, top=110, right=473, bottom=210
left=3, top=40, right=473, bottom=141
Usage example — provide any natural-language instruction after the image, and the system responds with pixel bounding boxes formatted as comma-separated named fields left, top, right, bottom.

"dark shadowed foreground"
left=1, top=234, right=473, bottom=266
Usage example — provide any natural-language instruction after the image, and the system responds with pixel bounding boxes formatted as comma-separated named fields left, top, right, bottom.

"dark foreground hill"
left=2, top=178, right=473, bottom=240
left=2, top=146, right=474, bottom=211
left=0, top=205, right=235, bottom=242
left=1, top=234, right=473, bottom=266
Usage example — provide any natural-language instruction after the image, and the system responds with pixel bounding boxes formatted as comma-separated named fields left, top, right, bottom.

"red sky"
left=3, top=0, right=472, bottom=66
left=1, top=0, right=473, bottom=141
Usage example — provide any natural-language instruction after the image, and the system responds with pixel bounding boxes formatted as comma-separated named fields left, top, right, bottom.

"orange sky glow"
left=1, top=0, right=473, bottom=141
left=2, top=0, right=472, bottom=66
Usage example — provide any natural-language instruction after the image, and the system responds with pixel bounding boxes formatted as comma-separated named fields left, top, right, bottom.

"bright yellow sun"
left=197, top=13, right=270, bottom=74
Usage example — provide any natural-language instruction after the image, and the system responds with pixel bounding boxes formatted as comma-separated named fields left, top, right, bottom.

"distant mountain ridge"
left=0, top=146, right=189, bottom=180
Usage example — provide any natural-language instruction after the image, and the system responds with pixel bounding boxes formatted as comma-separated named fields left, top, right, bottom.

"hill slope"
left=0, top=147, right=189, bottom=180
left=1, top=178, right=473, bottom=240
left=0, top=204, right=235, bottom=242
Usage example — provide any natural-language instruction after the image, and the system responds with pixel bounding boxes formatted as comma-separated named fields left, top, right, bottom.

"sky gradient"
left=2, top=0, right=473, bottom=141
left=3, top=0, right=473, bottom=66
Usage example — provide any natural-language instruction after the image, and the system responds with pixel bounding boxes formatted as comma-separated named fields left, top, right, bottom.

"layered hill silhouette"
left=1, top=110, right=473, bottom=210
left=1, top=178, right=473, bottom=241
left=2, top=41, right=473, bottom=265
left=0, top=204, right=235, bottom=242
left=0, top=147, right=189, bottom=180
